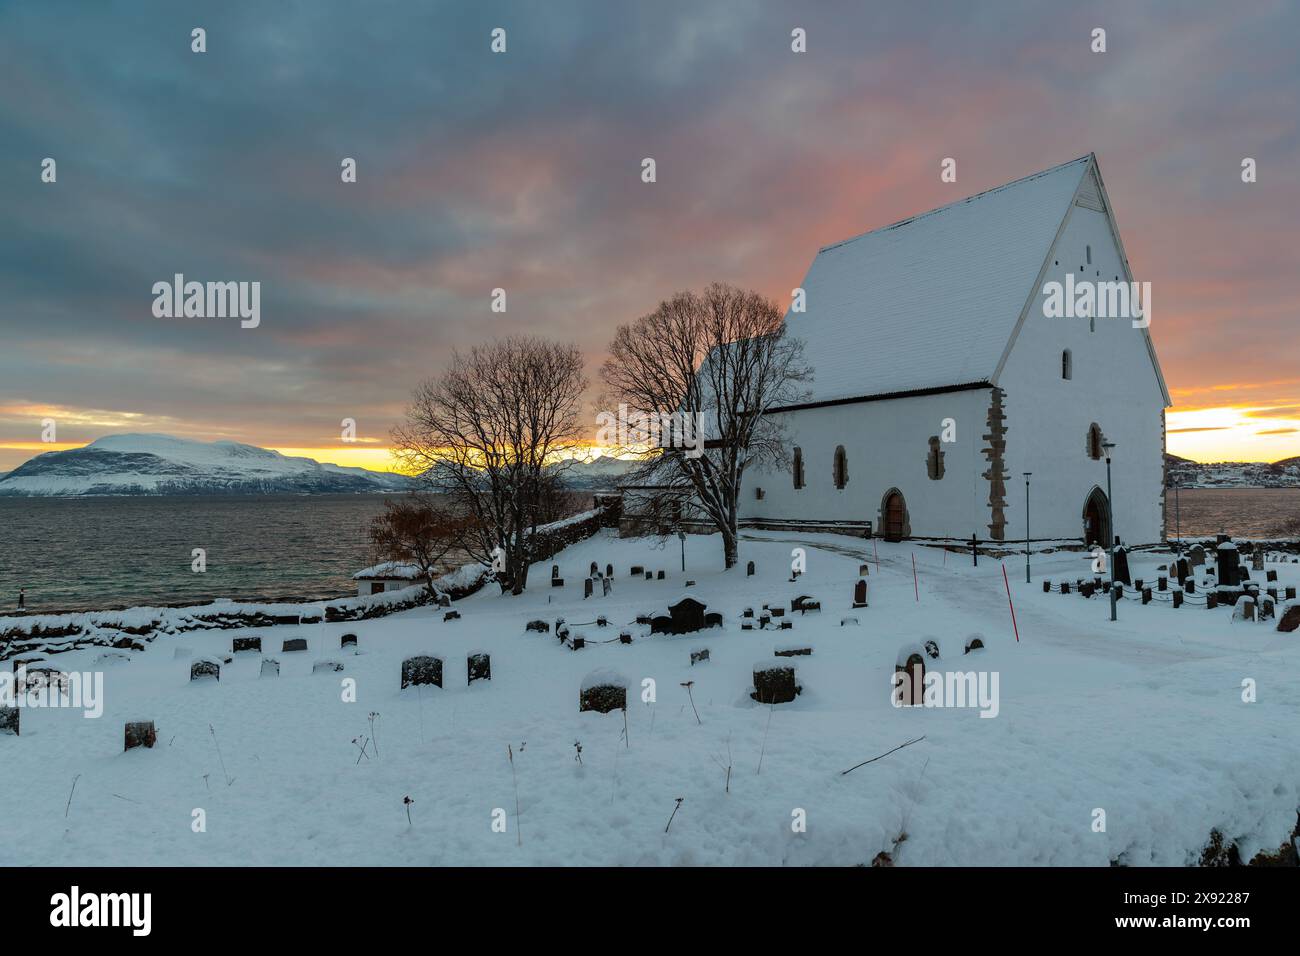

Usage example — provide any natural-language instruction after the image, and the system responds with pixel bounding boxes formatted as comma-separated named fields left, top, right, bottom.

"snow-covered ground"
left=3, top=530, right=1298, bottom=866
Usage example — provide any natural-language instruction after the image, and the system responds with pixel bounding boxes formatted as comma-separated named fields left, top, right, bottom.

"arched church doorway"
left=1082, top=486, right=1111, bottom=547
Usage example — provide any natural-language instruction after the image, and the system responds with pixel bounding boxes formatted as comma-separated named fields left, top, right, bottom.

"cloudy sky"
left=1, top=0, right=1297, bottom=472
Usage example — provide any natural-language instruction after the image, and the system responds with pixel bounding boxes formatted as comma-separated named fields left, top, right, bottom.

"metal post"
left=1174, top=475, right=1181, bottom=556
left=1105, top=444, right=1116, bottom=622
left=1023, top=472, right=1032, bottom=583
left=678, top=529, right=686, bottom=572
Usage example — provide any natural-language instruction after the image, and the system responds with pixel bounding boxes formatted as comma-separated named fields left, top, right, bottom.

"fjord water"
left=0, top=488, right=1295, bottom=616
left=0, top=494, right=395, bottom=615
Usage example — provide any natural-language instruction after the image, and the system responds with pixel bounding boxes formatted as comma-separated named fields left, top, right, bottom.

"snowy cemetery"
left=2, top=526, right=1300, bottom=867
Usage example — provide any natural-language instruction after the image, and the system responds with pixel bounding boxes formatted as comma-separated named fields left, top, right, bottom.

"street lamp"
left=1172, top=473, right=1182, bottom=556
left=1023, top=472, right=1032, bottom=583
left=1103, top=441, right=1117, bottom=622
left=677, top=527, right=686, bottom=572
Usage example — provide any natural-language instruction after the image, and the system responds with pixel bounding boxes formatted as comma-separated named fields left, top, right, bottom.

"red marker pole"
left=1002, top=562, right=1020, bottom=642
left=912, top=553, right=919, bottom=602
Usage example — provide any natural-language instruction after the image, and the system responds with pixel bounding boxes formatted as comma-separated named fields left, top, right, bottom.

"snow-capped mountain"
left=554, top=455, right=638, bottom=490
left=0, top=434, right=414, bottom=496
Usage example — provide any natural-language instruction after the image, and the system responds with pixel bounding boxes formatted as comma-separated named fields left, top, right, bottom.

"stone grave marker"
left=751, top=663, right=800, bottom=704
left=124, top=721, right=156, bottom=751
left=579, top=670, right=627, bottom=713
left=467, top=653, right=491, bottom=683
left=401, top=655, right=443, bottom=689
left=260, top=658, right=280, bottom=678
left=233, top=637, right=261, bottom=653
left=282, top=638, right=308, bottom=652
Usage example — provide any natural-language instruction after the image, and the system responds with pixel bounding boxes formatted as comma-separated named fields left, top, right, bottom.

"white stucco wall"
left=997, top=202, right=1167, bottom=544
left=740, top=389, right=991, bottom=539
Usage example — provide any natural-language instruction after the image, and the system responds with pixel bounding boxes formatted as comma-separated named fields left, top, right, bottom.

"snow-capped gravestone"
left=401, top=655, right=443, bottom=689
left=584, top=578, right=594, bottom=600
left=602, top=577, right=612, bottom=597
left=1258, top=596, right=1275, bottom=621
left=313, top=660, right=344, bottom=674
left=525, top=619, right=549, bottom=633
left=232, top=636, right=261, bottom=653
left=341, top=633, right=358, bottom=649
left=124, top=721, right=156, bottom=751
left=467, top=653, right=491, bottom=684
left=747, top=561, right=755, bottom=576
left=1252, top=551, right=1265, bottom=572
left=690, top=648, right=710, bottom=666
left=1233, top=599, right=1255, bottom=622
left=1216, top=541, right=1240, bottom=587
left=579, top=669, right=627, bottom=713
left=649, top=596, right=710, bottom=634
left=0, top=706, right=18, bottom=736
left=282, top=638, right=308, bottom=652
left=751, top=663, right=800, bottom=704
left=551, top=565, right=563, bottom=588
left=1188, top=545, right=1206, bottom=569
left=190, top=658, right=220, bottom=682
left=964, top=635, right=985, bottom=654
left=260, top=658, right=279, bottom=678
left=1176, top=558, right=1190, bottom=582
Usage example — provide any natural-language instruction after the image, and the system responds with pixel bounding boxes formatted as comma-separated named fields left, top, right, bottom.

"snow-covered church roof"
left=783, top=154, right=1097, bottom=406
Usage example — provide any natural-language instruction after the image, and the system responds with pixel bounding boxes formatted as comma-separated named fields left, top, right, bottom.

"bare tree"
left=366, top=493, right=469, bottom=598
left=392, top=336, right=587, bottom=595
left=600, top=283, right=810, bottom=568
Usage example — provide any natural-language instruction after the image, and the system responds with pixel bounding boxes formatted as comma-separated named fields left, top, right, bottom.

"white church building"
left=739, top=153, right=1170, bottom=547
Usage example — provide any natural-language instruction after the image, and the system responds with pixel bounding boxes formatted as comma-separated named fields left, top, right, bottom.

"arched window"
left=1087, top=423, right=1104, bottom=460
left=1062, top=349, right=1072, bottom=380
left=792, top=447, right=805, bottom=489
left=833, top=445, right=848, bottom=489
left=926, top=436, right=945, bottom=480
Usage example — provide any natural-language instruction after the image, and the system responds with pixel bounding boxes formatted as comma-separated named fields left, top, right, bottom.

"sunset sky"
left=1, top=0, right=1297, bottom=473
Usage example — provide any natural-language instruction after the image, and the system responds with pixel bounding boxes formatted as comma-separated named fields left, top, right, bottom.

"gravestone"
left=590, top=561, right=600, bottom=578
left=1233, top=599, right=1255, bottom=622
left=841, top=617, right=859, bottom=627
left=1216, top=541, right=1241, bottom=588
left=602, top=577, right=612, bottom=597
left=1113, top=546, right=1131, bottom=586
left=341, top=633, right=358, bottom=649
left=619, top=632, right=632, bottom=644
left=282, top=638, right=308, bottom=652
left=758, top=613, right=771, bottom=628
left=1042, top=580, right=1051, bottom=593
left=645, top=571, right=652, bottom=580
left=779, top=620, right=793, bottom=630
left=190, top=659, right=220, bottom=682
left=770, top=607, right=785, bottom=618
left=690, top=648, right=710, bottom=666
left=0, top=706, right=17, bottom=736
left=667, top=597, right=707, bottom=633
left=1113, top=585, right=1123, bottom=601
left=657, top=571, right=665, bottom=580
left=1142, top=588, right=1152, bottom=605
left=606, top=564, right=613, bottom=578
left=401, top=655, right=443, bottom=689
left=894, top=653, right=925, bottom=707
left=859, top=563, right=870, bottom=577
left=1059, top=582, right=1071, bottom=595
left=526, top=619, right=550, bottom=633
left=443, top=610, right=461, bottom=621
left=746, top=561, right=755, bottom=577
left=1176, top=558, right=1190, bottom=582
left=1206, top=593, right=1218, bottom=610
left=923, top=639, right=941, bottom=660
left=1134, top=578, right=1144, bottom=591
left=1237, top=566, right=1251, bottom=585
left=1252, top=551, right=1265, bottom=572
left=579, top=670, right=627, bottom=713
left=1185, top=579, right=1196, bottom=594
left=260, top=658, right=280, bottom=678
left=705, top=612, right=724, bottom=628
left=1287, top=587, right=1298, bottom=600
left=1158, top=576, right=1167, bottom=591
left=630, top=566, right=643, bottom=576
left=743, top=607, right=754, bottom=618
left=1188, top=545, right=1206, bottom=569
left=584, top=578, right=594, bottom=599
left=313, top=660, right=343, bottom=673
left=1081, top=582, right=1095, bottom=598
left=774, top=646, right=812, bottom=657
left=124, top=721, right=156, bottom=751
left=685, top=580, right=695, bottom=587
left=233, top=637, right=261, bottom=653
left=751, top=663, right=800, bottom=704
left=1259, top=597, right=1275, bottom=621
left=1277, top=604, right=1300, bottom=633
left=1266, top=569, right=1278, bottom=582
left=1172, top=590, right=1183, bottom=609
left=571, top=636, right=585, bottom=651
left=467, top=653, right=491, bottom=683
left=964, top=636, right=985, bottom=654
left=854, top=579, right=869, bottom=608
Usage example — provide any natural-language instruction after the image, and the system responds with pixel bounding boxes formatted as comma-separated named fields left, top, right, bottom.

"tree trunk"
left=722, top=525, right=738, bottom=569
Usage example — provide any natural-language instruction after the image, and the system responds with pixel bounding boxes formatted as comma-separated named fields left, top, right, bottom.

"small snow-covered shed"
left=352, top=560, right=424, bottom=597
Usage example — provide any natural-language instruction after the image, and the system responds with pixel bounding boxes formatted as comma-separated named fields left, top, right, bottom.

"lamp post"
left=1104, top=441, right=1117, bottom=622
left=1023, top=472, right=1032, bottom=583
left=677, top=527, right=686, bottom=572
